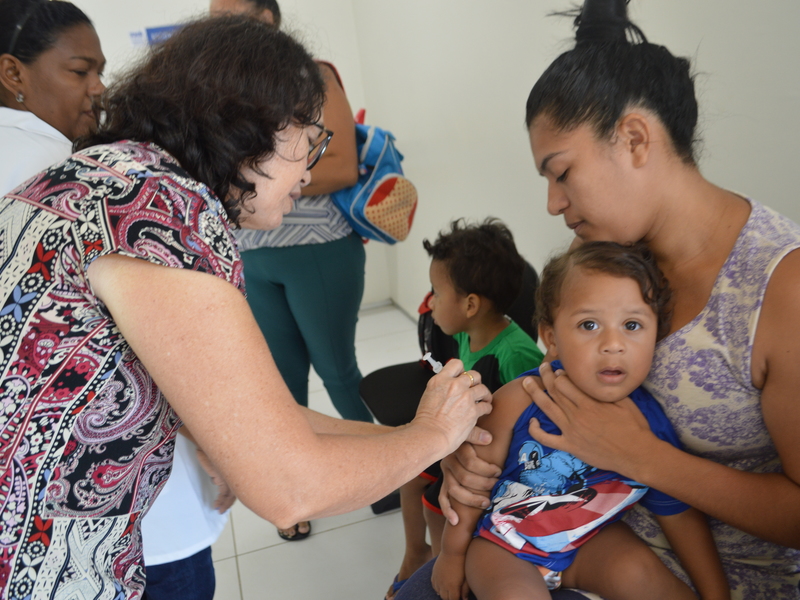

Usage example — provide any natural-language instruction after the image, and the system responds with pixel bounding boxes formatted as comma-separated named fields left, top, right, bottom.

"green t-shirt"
left=454, top=320, right=544, bottom=392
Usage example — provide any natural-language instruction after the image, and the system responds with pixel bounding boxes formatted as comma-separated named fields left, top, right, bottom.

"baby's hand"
left=431, top=553, right=470, bottom=600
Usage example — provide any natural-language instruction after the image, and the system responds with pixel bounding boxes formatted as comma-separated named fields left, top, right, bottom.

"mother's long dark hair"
left=526, top=0, right=698, bottom=166
left=78, top=16, right=325, bottom=224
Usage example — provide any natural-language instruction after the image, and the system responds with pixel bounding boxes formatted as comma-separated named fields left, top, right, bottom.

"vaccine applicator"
left=422, top=352, right=443, bottom=373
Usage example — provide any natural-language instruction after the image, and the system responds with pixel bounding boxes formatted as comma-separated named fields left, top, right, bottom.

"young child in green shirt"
left=387, top=218, right=543, bottom=600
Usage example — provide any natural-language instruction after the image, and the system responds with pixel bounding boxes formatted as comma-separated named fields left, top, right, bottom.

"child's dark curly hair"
left=423, top=218, right=525, bottom=314
left=535, top=242, right=673, bottom=340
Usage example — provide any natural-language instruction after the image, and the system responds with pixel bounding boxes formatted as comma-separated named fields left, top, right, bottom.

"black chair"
left=360, top=262, right=539, bottom=427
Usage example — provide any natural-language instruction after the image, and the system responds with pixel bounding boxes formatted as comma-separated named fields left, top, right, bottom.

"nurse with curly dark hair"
left=0, top=15, right=490, bottom=599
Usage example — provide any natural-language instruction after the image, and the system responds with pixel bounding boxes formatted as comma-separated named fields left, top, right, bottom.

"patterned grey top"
left=625, top=199, right=800, bottom=599
left=234, top=194, right=352, bottom=250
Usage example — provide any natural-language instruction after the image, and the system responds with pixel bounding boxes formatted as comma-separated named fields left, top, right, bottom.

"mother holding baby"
left=412, top=0, right=800, bottom=598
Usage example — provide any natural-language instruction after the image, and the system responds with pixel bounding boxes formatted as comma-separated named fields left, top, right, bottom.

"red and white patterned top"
left=0, top=141, right=243, bottom=599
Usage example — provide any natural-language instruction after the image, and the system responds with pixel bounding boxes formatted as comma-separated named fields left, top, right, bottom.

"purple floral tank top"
left=625, top=199, right=800, bottom=599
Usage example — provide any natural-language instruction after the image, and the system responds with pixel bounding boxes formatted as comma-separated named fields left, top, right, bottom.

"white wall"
left=71, top=0, right=365, bottom=100
left=70, top=1, right=800, bottom=315
left=351, top=1, right=576, bottom=316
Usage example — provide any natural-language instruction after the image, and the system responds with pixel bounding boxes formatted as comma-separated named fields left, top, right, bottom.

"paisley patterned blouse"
left=0, top=141, right=243, bottom=599
left=626, top=199, right=800, bottom=599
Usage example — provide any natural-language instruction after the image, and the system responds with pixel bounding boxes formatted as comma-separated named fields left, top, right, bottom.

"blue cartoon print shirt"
left=474, top=361, right=689, bottom=572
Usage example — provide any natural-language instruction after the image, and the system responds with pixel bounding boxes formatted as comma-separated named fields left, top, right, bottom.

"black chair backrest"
left=507, top=261, right=539, bottom=342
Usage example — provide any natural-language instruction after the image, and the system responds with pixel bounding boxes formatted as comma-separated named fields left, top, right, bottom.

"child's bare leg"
left=423, top=504, right=446, bottom=556
left=387, top=477, right=432, bottom=599
left=465, top=537, right=551, bottom=600
left=563, top=521, right=696, bottom=600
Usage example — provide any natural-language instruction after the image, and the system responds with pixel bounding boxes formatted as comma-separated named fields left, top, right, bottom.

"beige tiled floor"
left=211, top=305, right=419, bottom=600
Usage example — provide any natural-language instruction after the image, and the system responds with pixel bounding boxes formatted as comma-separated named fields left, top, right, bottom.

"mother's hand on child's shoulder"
left=525, top=362, right=658, bottom=476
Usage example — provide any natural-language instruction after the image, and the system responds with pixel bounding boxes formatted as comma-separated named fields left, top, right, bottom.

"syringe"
left=422, top=352, right=443, bottom=373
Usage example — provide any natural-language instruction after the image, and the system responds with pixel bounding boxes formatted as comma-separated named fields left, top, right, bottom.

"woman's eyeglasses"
left=307, top=124, right=333, bottom=170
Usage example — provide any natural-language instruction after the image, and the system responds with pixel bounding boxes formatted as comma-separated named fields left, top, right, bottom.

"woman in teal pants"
left=241, top=232, right=369, bottom=422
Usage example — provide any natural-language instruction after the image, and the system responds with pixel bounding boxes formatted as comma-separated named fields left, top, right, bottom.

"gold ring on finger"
left=463, top=371, right=475, bottom=386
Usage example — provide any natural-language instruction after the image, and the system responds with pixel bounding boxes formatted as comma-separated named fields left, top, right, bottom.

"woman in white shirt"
left=0, top=0, right=105, bottom=195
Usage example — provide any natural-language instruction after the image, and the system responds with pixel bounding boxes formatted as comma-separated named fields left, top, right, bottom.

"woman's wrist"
left=625, top=435, right=682, bottom=488
left=407, top=414, right=456, bottom=460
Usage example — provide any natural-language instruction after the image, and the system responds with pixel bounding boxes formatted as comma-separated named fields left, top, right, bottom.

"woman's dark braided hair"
left=0, top=0, right=92, bottom=63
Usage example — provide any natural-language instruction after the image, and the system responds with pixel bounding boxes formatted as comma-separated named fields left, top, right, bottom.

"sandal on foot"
left=277, top=521, right=311, bottom=541
left=384, top=574, right=408, bottom=600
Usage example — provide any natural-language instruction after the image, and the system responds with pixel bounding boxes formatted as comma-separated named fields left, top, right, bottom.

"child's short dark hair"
left=423, top=218, right=525, bottom=314
left=535, top=242, right=672, bottom=340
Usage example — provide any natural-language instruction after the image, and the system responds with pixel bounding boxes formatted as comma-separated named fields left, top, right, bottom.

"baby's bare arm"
left=434, top=379, right=532, bottom=599
left=658, top=509, right=730, bottom=600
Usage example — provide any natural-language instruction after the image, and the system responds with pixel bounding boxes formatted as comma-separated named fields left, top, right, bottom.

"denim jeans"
left=394, top=558, right=593, bottom=600
left=143, top=546, right=215, bottom=600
